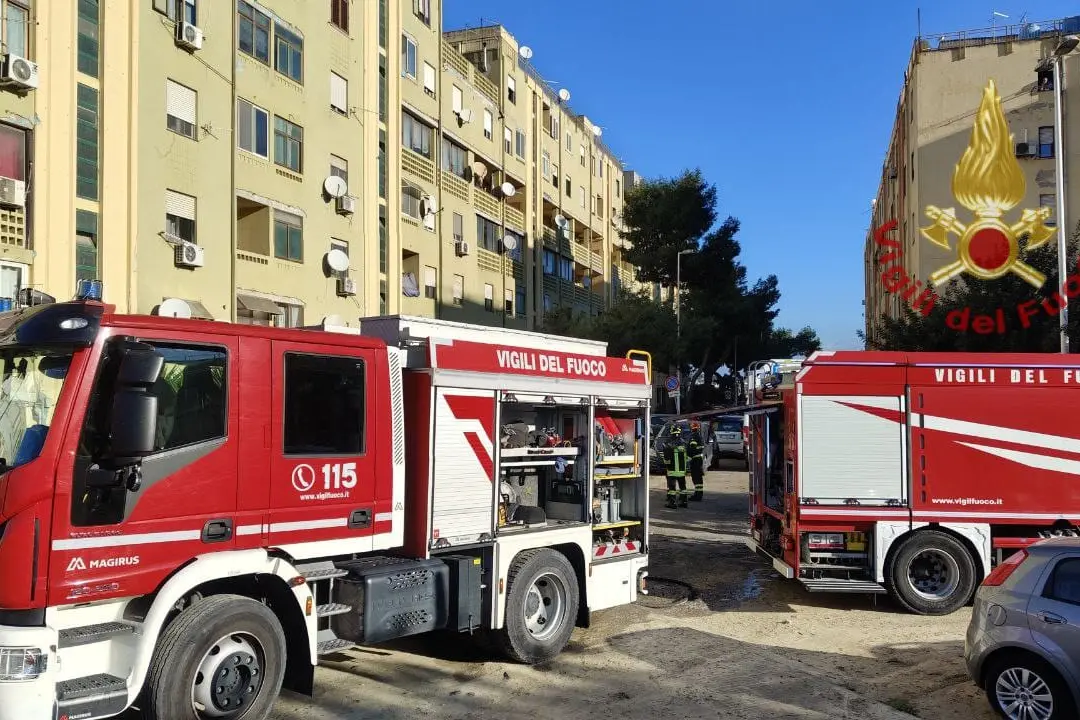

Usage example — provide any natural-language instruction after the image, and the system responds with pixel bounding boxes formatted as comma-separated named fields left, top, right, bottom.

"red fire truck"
left=737, top=350, right=1080, bottom=616
left=0, top=295, right=652, bottom=720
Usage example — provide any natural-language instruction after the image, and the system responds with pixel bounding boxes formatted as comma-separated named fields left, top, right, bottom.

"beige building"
left=0, top=1, right=644, bottom=331
left=864, top=16, right=1080, bottom=342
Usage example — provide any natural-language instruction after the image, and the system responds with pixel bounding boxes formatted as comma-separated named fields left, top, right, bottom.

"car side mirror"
left=109, top=342, right=164, bottom=461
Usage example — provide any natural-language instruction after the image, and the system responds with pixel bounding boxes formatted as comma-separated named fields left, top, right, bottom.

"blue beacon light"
left=74, top=279, right=104, bottom=301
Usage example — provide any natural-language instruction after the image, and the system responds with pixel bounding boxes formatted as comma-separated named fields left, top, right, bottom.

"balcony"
left=505, top=204, right=525, bottom=232
left=402, top=151, right=435, bottom=184
left=443, top=39, right=500, bottom=104
left=442, top=170, right=469, bottom=202
left=473, top=189, right=500, bottom=219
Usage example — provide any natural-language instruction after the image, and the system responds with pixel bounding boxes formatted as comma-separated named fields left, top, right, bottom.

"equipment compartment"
left=331, top=557, right=450, bottom=645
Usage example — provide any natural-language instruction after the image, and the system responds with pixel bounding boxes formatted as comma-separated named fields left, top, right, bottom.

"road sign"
left=667, top=390, right=679, bottom=398
left=664, top=375, right=679, bottom=392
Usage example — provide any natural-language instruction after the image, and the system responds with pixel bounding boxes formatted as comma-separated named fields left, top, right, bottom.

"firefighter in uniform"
left=663, top=425, right=690, bottom=509
left=688, top=421, right=705, bottom=501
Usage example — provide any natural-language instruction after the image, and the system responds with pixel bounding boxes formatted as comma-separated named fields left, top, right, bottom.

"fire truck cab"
left=0, top=293, right=652, bottom=720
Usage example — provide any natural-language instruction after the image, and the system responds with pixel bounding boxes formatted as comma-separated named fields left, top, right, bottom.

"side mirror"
left=109, top=342, right=164, bottom=460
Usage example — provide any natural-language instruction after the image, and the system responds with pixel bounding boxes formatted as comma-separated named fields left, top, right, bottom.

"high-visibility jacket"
left=688, top=436, right=704, bottom=464
left=664, top=442, right=688, bottom=477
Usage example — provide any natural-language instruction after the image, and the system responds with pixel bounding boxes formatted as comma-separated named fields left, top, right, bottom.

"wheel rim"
left=191, top=633, right=264, bottom=719
left=906, top=548, right=960, bottom=602
left=995, top=666, right=1055, bottom=720
left=522, top=572, right=567, bottom=642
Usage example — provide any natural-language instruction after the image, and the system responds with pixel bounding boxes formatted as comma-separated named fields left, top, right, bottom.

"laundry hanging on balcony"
left=401, top=272, right=420, bottom=297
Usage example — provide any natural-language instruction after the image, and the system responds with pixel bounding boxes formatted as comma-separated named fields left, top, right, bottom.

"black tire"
left=495, top=548, right=580, bottom=664
left=887, top=530, right=977, bottom=615
left=143, top=593, right=287, bottom=720
left=985, top=652, right=1076, bottom=719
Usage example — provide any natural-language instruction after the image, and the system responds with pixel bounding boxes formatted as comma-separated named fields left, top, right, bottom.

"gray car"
left=965, top=537, right=1080, bottom=719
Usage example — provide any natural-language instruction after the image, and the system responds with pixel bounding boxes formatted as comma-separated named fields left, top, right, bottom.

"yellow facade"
left=864, top=18, right=1080, bottom=341
left=2, top=1, right=645, bottom=330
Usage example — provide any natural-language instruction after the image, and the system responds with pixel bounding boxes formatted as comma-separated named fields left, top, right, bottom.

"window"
left=274, top=116, right=303, bottom=172
left=283, top=353, right=365, bottom=456
left=580, top=144, right=586, bottom=167
left=414, top=0, right=431, bottom=25
left=542, top=151, right=550, bottom=179
left=615, top=178, right=621, bottom=197
left=330, top=237, right=348, bottom=260
left=422, top=62, right=435, bottom=97
left=558, top=256, right=573, bottom=281
left=507, top=74, right=516, bottom=104
left=165, top=189, right=197, bottom=243
left=379, top=205, right=387, bottom=273
left=166, top=79, right=197, bottom=139
left=515, top=130, right=526, bottom=158
left=378, top=129, right=386, bottom=198
left=274, top=210, right=303, bottom=262
left=566, top=132, right=572, bottom=152
left=516, top=287, right=526, bottom=318
left=1044, top=558, right=1080, bottom=605
left=452, top=212, right=463, bottom=241
left=1041, top=193, right=1056, bottom=225
left=167, top=0, right=197, bottom=25
left=441, top=137, right=467, bottom=177
left=401, top=187, right=421, bottom=219
left=401, top=34, right=417, bottom=78
left=483, top=109, right=493, bottom=140
left=452, top=274, right=464, bottom=306
left=274, top=23, right=304, bottom=83
left=551, top=163, right=559, bottom=189
left=504, top=126, right=512, bottom=154
left=378, top=55, right=388, bottom=121
left=543, top=293, right=552, bottom=313
left=579, top=186, right=585, bottom=208
left=238, top=1, right=271, bottom=64
left=147, top=344, right=227, bottom=452
left=76, top=84, right=100, bottom=201
left=402, top=111, right=432, bottom=158
left=477, top=215, right=501, bottom=252
left=1039, top=126, right=1055, bottom=158
left=452, top=86, right=463, bottom=114
left=378, top=0, right=387, bottom=47
left=504, top=230, right=523, bottom=261
left=75, top=209, right=99, bottom=284
left=599, top=161, right=604, bottom=178
left=330, top=154, right=348, bottom=183
left=330, top=72, right=348, bottom=114
left=0, top=123, right=26, bottom=181
left=543, top=249, right=556, bottom=276
left=595, top=195, right=604, bottom=218
left=565, top=177, right=571, bottom=198
left=484, top=284, right=494, bottom=312
left=236, top=99, right=268, bottom=157
left=77, top=0, right=100, bottom=77
left=549, top=114, right=559, bottom=139
left=423, top=265, right=436, bottom=299
left=504, top=288, right=513, bottom=315
left=330, top=0, right=348, bottom=32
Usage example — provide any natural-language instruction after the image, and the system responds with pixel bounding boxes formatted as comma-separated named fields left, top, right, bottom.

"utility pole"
left=1052, top=35, right=1078, bottom=352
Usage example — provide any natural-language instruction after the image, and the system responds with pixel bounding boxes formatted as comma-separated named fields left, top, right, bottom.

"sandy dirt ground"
left=226, top=463, right=996, bottom=720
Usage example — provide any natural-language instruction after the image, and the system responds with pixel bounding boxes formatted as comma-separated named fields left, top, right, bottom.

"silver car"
left=965, top=537, right=1080, bottom=719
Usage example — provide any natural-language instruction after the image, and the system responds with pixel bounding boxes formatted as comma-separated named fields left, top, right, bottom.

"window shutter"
left=507, top=75, right=515, bottom=93
left=166, top=80, right=196, bottom=124
left=424, top=266, right=436, bottom=287
left=484, top=284, right=493, bottom=300
left=423, top=63, right=435, bottom=94
left=452, top=86, right=463, bottom=113
left=165, top=189, right=196, bottom=220
left=330, top=72, right=348, bottom=112
left=484, top=110, right=493, bottom=135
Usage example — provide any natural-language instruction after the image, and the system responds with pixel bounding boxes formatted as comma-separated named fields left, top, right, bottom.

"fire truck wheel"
left=888, top=531, right=977, bottom=616
left=496, top=548, right=580, bottom=665
left=143, top=593, right=287, bottom=720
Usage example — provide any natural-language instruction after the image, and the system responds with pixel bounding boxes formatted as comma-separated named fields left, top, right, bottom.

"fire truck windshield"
left=0, top=346, right=73, bottom=471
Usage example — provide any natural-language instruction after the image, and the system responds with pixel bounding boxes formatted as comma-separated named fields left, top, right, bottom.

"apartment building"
left=863, top=16, right=1080, bottom=342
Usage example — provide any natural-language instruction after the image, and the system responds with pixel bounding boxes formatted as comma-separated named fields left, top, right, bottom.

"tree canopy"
left=541, top=168, right=821, bottom=411
left=862, top=223, right=1080, bottom=352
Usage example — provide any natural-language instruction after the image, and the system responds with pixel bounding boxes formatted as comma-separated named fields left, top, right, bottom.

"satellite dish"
left=557, top=88, right=571, bottom=103
left=159, top=298, right=192, bottom=319
left=502, top=234, right=518, bottom=252
left=323, top=175, right=347, bottom=198
left=519, top=45, right=533, bottom=60
left=591, top=126, right=603, bottom=138
left=325, top=248, right=350, bottom=273
left=323, top=314, right=345, bottom=327
left=420, top=195, right=437, bottom=216
left=471, top=161, right=488, bottom=179
left=500, top=182, right=516, bottom=197
left=554, top=214, right=568, bottom=230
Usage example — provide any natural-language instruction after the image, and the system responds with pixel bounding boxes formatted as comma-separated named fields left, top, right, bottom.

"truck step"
left=57, top=673, right=128, bottom=717
left=316, top=628, right=354, bottom=655
left=58, top=621, right=138, bottom=648
left=295, top=560, right=348, bottom=581
left=316, top=602, right=352, bottom=618
left=799, top=578, right=888, bottom=594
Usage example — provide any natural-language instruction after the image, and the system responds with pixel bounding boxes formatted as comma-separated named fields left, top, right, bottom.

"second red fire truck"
left=0, top=293, right=652, bottom=720
left=738, top=350, right=1080, bottom=615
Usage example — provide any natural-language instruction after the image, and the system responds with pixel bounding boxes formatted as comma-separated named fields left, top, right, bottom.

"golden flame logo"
left=921, top=79, right=1055, bottom=288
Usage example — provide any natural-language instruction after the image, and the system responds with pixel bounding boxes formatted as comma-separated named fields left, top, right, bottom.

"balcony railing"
left=402, top=151, right=435, bottom=184
left=442, top=170, right=469, bottom=202
left=505, top=204, right=525, bottom=232
left=473, top=189, right=500, bottom=219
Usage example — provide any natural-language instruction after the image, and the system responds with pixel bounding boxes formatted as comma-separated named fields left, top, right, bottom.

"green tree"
left=862, top=224, right=1080, bottom=352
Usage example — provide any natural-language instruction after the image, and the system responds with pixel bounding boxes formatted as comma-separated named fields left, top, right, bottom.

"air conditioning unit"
left=1, top=54, right=38, bottom=90
left=455, top=239, right=471, bottom=257
left=174, top=240, right=205, bottom=268
left=0, top=177, right=26, bottom=208
left=175, top=21, right=204, bottom=51
left=337, top=276, right=357, bottom=297
left=336, top=194, right=356, bottom=215
left=1015, top=142, right=1036, bottom=158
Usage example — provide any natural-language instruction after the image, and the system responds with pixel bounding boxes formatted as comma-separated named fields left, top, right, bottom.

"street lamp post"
left=1052, top=35, right=1079, bottom=353
left=675, top=249, right=693, bottom=415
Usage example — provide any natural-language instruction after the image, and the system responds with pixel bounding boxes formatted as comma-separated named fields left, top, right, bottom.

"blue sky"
left=444, top=1, right=1079, bottom=350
